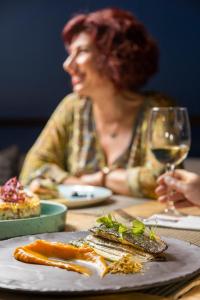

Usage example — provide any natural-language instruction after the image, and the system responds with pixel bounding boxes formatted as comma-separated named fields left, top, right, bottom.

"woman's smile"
left=71, top=74, right=85, bottom=86
left=63, top=32, right=108, bottom=97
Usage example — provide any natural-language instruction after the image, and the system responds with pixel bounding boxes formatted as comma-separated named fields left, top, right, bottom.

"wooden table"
left=1, top=195, right=200, bottom=300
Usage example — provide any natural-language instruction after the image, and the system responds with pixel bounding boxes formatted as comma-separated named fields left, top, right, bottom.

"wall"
left=0, top=0, right=200, bottom=156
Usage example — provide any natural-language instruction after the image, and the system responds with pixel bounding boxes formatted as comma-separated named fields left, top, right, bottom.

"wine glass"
left=148, top=107, right=191, bottom=215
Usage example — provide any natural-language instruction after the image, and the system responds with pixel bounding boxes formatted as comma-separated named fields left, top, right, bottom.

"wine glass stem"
left=165, top=164, right=176, bottom=213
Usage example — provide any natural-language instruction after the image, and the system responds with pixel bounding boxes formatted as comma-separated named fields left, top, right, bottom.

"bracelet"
left=101, top=166, right=111, bottom=187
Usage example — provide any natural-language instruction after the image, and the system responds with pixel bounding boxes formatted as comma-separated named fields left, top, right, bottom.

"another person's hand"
left=155, top=169, right=200, bottom=207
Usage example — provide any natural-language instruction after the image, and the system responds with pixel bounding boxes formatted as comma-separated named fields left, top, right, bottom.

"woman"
left=156, top=169, right=200, bottom=207
left=20, top=8, right=173, bottom=198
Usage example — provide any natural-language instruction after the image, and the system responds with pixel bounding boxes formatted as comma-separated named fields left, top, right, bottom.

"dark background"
left=0, top=0, right=200, bottom=156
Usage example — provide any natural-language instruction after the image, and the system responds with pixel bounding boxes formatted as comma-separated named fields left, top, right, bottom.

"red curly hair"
left=62, top=8, right=159, bottom=91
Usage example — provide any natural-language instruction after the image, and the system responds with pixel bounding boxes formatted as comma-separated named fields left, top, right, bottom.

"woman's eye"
left=66, top=48, right=91, bottom=60
left=78, top=48, right=90, bottom=54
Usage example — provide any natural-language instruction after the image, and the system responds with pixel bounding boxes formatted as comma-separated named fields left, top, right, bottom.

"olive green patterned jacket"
left=20, top=92, right=173, bottom=198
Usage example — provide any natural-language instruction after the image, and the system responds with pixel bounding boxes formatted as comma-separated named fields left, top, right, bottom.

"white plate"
left=56, top=185, right=112, bottom=208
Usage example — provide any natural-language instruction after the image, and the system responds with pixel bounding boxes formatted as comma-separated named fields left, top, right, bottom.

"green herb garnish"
left=131, top=219, right=145, bottom=235
left=96, top=215, right=157, bottom=240
left=96, top=214, right=128, bottom=236
left=96, top=214, right=114, bottom=228
left=118, top=224, right=128, bottom=237
left=149, top=227, right=157, bottom=241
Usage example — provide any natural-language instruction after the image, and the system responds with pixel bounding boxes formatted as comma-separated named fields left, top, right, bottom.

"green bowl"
left=0, top=201, right=67, bottom=240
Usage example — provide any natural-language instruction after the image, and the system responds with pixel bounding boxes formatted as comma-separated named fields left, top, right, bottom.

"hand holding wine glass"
left=156, top=169, right=200, bottom=208
left=148, top=107, right=191, bottom=215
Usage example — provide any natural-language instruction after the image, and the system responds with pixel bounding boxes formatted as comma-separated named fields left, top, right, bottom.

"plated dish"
left=28, top=177, right=112, bottom=208
left=14, top=216, right=166, bottom=277
left=56, top=184, right=112, bottom=208
left=1, top=217, right=200, bottom=294
left=0, top=201, right=67, bottom=240
left=0, top=177, right=40, bottom=220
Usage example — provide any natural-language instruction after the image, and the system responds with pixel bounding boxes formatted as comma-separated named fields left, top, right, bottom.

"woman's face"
left=63, top=32, right=109, bottom=97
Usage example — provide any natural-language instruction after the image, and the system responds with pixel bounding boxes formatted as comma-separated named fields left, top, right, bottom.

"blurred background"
left=0, top=0, right=200, bottom=158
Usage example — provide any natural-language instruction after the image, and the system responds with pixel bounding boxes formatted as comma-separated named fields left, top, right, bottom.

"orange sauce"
left=14, top=239, right=108, bottom=276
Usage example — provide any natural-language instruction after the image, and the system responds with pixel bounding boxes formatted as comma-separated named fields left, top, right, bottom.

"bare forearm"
left=64, top=170, right=136, bottom=196
left=63, top=170, right=131, bottom=195
left=105, top=169, right=131, bottom=196
left=108, top=167, right=159, bottom=198
left=63, top=176, right=84, bottom=185
left=63, top=172, right=103, bottom=186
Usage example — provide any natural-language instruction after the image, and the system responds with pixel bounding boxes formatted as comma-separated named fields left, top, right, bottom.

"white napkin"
left=144, top=214, right=200, bottom=230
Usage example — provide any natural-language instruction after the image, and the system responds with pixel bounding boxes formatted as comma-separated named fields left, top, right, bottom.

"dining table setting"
left=1, top=184, right=200, bottom=300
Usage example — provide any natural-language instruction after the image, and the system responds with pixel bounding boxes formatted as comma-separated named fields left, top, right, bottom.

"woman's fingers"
left=157, top=192, right=185, bottom=203
left=174, top=199, right=194, bottom=208
left=157, top=174, right=167, bottom=185
left=155, top=177, right=186, bottom=197
left=157, top=192, right=192, bottom=208
left=157, top=169, right=190, bottom=185
left=156, top=170, right=200, bottom=208
left=163, top=176, right=186, bottom=194
left=155, top=178, right=185, bottom=199
left=155, top=184, right=167, bottom=196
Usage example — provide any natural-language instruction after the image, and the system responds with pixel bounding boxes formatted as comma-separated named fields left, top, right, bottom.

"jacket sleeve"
left=19, top=94, right=76, bottom=185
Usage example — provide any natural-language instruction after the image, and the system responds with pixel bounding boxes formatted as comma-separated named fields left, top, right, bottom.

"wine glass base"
left=164, top=207, right=186, bottom=216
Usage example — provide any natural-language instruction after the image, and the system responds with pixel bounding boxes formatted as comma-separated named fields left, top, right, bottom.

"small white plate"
left=55, top=185, right=112, bottom=208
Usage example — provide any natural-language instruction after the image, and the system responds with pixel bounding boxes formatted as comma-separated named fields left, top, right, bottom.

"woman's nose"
left=63, top=55, right=76, bottom=74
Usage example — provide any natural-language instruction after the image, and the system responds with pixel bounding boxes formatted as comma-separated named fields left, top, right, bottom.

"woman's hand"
left=105, top=168, right=130, bottom=195
left=155, top=169, right=200, bottom=207
left=63, top=169, right=131, bottom=196
left=80, top=171, right=103, bottom=186
left=63, top=171, right=103, bottom=186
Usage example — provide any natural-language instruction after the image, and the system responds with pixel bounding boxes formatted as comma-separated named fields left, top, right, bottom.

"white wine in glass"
left=148, top=107, right=191, bottom=215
